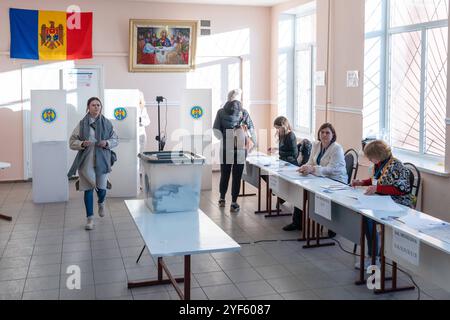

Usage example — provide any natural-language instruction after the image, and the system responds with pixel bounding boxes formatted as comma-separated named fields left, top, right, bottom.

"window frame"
left=293, top=8, right=317, bottom=135
left=364, top=0, right=448, bottom=157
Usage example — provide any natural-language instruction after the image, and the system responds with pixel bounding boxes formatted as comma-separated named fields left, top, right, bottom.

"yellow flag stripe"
left=38, top=10, right=67, bottom=60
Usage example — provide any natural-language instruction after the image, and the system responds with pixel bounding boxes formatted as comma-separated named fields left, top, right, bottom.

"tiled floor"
left=0, top=173, right=449, bottom=300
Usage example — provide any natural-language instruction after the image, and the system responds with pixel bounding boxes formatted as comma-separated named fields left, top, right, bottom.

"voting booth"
left=31, top=90, right=69, bottom=203
left=104, top=89, right=139, bottom=197
left=180, top=89, right=212, bottom=191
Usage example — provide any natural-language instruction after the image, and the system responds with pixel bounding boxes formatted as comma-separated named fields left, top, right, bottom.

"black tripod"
left=155, top=96, right=165, bottom=151
left=137, top=96, right=165, bottom=264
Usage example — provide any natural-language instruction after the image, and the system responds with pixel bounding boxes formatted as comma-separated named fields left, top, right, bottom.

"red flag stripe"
left=66, top=12, right=92, bottom=60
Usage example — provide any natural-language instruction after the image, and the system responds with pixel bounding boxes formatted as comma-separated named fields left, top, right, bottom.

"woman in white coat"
left=68, top=97, right=119, bottom=230
left=298, top=122, right=348, bottom=184
left=297, top=123, right=347, bottom=237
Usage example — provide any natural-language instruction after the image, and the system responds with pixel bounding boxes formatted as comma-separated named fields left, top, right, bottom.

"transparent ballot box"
left=139, top=151, right=205, bottom=213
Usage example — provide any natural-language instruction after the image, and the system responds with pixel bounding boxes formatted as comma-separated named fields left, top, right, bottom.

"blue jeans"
left=365, top=217, right=379, bottom=258
left=84, top=188, right=106, bottom=218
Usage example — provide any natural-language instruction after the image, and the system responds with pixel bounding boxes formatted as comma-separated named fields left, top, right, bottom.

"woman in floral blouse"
left=352, top=139, right=414, bottom=268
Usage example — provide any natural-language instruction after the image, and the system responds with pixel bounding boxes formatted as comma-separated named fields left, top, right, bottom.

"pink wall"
left=0, top=0, right=271, bottom=180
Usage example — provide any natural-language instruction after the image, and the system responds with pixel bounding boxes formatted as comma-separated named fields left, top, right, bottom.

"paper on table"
left=420, top=224, right=450, bottom=244
left=397, top=214, right=447, bottom=231
left=279, top=170, right=313, bottom=180
left=353, top=195, right=404, bottom=212
left=321, top=184, right=351, bottom=191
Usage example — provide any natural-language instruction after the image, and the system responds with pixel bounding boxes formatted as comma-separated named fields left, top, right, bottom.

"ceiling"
left=123, top=0, right=289, bottom=7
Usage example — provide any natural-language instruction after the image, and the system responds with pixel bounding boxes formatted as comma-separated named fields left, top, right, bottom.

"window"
left=363, top=0, right=448, bottom=157
left=294, top=8, right=316, bottom=134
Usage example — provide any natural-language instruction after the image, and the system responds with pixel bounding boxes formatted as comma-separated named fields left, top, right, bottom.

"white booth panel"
left=181, top=89, right=212, bottom=134
left=32, top=141, right=69, bottom=203
left=108, top=140, right=139, bottom=198
left=31, top=90, right=67, bottom=143
left=180, top=89, right=213, bottom=191
left=104, top=89, right=139, bottom=140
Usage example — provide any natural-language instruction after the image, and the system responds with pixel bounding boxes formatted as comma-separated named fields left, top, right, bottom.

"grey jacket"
left=68, top=114, right=118, bottom=190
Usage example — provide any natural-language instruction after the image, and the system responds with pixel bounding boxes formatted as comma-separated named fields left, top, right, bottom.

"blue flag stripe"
left=10, top=8, right=39, bottom=59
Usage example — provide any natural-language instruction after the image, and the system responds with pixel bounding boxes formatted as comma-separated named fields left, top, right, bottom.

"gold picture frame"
left=129, top=19, right=198, bottom=72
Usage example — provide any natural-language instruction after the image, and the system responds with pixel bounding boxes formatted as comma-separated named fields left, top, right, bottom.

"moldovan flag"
left=9, top=8, right=92, bottom=60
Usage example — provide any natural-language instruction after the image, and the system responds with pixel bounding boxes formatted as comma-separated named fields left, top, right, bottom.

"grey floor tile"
left=255, top=265, right=293, bottom=280
left=194, top=271, right=232, bottom=287
left=224, top=267, right=263, bottom=283
left=130, top=284, right=168, bottom=296
left=133, top=291, right=171, bottom=300
left=33, top=244, right=62, bottom=255
left=95, top=282, right=132, bottom=299
left=214, top=256, right=252, bottom=270
left=62, top=250, right=92, bottom=263
left=62, top=241, right=91, bottom=253
left=267, top=272, right=310, bottom=293
left=0, top=256, right=31, bottom=270
left=30, top=253, right=62, bottom=266
left=282, top=290, right=320, bottom=300
left=247, top=293, right=284, bottom=300
left=202, top=284, right=244, bottom=300
left=24, top=276, right=60, bottom=292
left=59, top=285, right=96, bottom=300
left=313, top=286, right=356, bottom=300
left=126, top=266, right=157, bottom=282
left=235, top=279, right=277, bottom=298
left=93, top=257, right=124, bottom=272
left=169, top=287, right=208, bottom=300
left=192, top=261, right=222, bottom=274
left=3, top=245, right=34, bottom=258
left=28, top=263, right=61, bottom=279
left=0, top=267, right=29, bottom=281
left=94, top=268, right=127, bottom=284
left=22, top=289, right=59, bottom=300
left=91, top=248, right=122, bottom=260
left=245, top=254, right=279, bottom=268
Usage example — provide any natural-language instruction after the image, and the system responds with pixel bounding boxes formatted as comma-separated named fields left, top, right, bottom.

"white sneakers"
left=354, top=256, right=381, bottom=270
left=85, top=217, right=94, bottom=230
left=85, top=202, right=105, bottom=230
left=98, top=202, right=105, bottom=217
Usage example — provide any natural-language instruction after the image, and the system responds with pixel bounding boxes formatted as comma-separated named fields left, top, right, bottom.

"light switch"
left=315, top=71, right=326, bottom=87
left=347, top=70, right=359, bottom=88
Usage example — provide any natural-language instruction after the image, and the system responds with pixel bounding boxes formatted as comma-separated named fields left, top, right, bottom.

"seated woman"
left=297, top=123, right=348, bottom=236
left=298, top=122, right=348, bottom=183
left=266, top=117, right=303, bottom=231
left=351, top=140, right=414, bottom=268
left=268, top=116, right=298, bottom=166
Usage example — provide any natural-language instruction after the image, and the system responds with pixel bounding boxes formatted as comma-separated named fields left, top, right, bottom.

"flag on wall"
left=9, top=8, right=93, bottom=60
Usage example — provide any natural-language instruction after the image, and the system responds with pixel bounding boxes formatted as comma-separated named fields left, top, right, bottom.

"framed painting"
left=129, top=19, right=198, bottom=72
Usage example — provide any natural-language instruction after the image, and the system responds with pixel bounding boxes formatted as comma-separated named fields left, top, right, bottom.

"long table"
left=244, top=153, right=450, bottom=293
left=124, top=200, right=240, bottom=300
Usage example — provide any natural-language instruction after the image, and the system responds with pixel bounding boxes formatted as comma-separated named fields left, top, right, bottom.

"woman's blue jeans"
left=84, top=188, right=106, bottom=218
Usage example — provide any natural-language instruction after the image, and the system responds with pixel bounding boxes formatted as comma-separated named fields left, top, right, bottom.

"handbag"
left=111, top=150, right=117, bottom=166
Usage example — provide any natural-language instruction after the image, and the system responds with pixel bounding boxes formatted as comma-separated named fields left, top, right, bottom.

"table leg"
left=0, top=213, right=12, bottom=221
left=374, top=224, right=415, bottom=295
left=128, top=256, right=189, bottom=300
left=238, top=180, right=256, bottom=197
left=355, top=216, right=366, bottom=285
